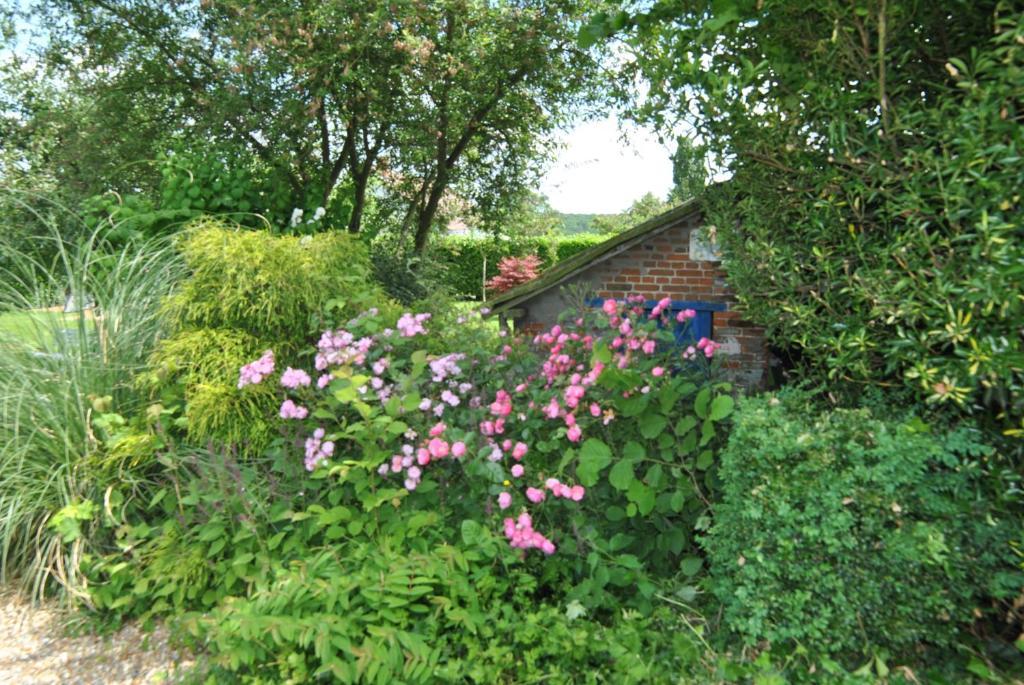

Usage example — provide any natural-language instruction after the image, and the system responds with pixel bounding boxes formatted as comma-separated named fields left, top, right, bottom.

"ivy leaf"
left=576, top=438, right=613, bottom=486
left=709, top=395, right=735, bottom=421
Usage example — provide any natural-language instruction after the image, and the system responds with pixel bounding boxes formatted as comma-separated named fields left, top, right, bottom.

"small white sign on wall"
left=689, top=225, right=722, bottom=262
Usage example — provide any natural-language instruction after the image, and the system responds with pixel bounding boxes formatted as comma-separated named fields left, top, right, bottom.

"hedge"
left=431, top=234, right=606, bottom=300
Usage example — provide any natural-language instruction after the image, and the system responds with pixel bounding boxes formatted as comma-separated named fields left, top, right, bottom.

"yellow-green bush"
left=145, top=328, right=277, bottom=450
left=165, top=217, right=380, bottom=337
left=149, top=218, right=391, bottom=451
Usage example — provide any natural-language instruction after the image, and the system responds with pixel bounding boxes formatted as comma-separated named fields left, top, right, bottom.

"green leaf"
left=461, top=519, right=483, bottom=546
left=709, top=395, right=735, bottom=421
left=680, top=556, right=703, bottom=576
left=694, top=387, right=711, bottom=419
left=674, top=415, right=698, bottom=436
left=608, top=459, right=636, bottom=491
left=639, top=412, right=668, bottom=439
left=696, top=450, right=714, bottom=470
left=318, top=506, right=352, bottom=526
left=627, top=480, right=655, bottom=515
left=623, top=440, right=645, bottom=460
left=576, top=438, right=613, bottom=486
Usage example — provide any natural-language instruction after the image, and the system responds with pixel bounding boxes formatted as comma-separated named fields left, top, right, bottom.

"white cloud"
left=539, top=115, right=674, bottom=214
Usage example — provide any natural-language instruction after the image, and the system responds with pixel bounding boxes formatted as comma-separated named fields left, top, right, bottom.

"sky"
left=539, top=115, right=675, bottom=215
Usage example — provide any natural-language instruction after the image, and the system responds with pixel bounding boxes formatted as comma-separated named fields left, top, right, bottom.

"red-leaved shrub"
left=486, top=254, right=542, bottom=293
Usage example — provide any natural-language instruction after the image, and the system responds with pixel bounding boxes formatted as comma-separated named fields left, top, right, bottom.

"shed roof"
left=486, top=198, right=702, bottom=313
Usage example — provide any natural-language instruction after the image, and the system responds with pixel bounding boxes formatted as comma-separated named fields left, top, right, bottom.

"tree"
left=668, top=135, right=706, bottom=203
left=588, top=0, right=1023, bottom=428
left=13, top=0, right=602, bottom=247
left=591, top=191, right=668, bottom=234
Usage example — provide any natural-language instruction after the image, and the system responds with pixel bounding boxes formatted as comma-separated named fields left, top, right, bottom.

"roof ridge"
left=486, top=198, right=703, bottom=312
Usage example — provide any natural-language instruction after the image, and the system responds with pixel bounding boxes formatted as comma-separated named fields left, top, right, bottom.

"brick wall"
left=513, top=214, right=770, bottom=390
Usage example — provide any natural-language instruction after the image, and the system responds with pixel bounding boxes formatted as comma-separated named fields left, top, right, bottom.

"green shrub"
left=165, top=218, right=379, bottom=338
left=704, top=394, right=1022, bottom=664
left=143, top=328, right=278, bottom=450
left=430, top=234, right=605, bottom=299
left=148, top=218, right=390, bottom=450
left=678, top=8, right=1024, bottom=431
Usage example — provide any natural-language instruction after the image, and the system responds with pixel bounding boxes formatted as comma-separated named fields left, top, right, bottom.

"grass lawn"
left=0, top=309, right=94, bottom=347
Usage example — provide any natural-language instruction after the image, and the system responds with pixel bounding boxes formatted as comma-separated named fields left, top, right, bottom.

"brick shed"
left=487, top=200, right=770, bottom=390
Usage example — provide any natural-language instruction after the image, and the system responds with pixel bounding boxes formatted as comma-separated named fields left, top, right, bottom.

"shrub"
left=485, top=254, right=542, bottom=294
left=703, top=393, right=1022, bottom=665
left=146, top=218, right=389, bottom=451
left=431, top=234, right=604, bottom=299
left=679, top=8, right=1024, bottom=431
left=164, top=218, right=379, bottom=339
left=237, top=296, right=733, bottom=611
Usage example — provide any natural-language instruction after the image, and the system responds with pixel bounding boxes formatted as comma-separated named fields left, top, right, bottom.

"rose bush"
left=240, top=294, right=736, bottom=610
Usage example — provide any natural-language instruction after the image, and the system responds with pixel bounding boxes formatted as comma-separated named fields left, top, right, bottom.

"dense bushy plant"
left=432, top=234, right=605, bottom=299
left=189, top=544, right=705, bottom=684
left=143, top=218, right=389, bottom=451
left=704, top=393, right=1022, bottom=666
left=240, top=296, right=732, bottom=613
left=485, top=254, right=543, bottom=294
left=605, top=2, right=1024, bottom=431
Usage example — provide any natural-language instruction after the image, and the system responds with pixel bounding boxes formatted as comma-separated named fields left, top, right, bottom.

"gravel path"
left=0, top=590, right=195, bottom=684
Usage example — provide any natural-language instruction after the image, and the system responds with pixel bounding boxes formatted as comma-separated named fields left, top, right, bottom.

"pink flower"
left=567, top=425, right=582, bottom=442
left=545, top=478, right=561, bottom=490
left=417, top=448, right=431, bottom=466
left=279, top=399, right=309, bottom=420
left=511, top=464, right=524, bottom=478
left=498, top=492, right=512, bottom=510
left=526, top=487, right=546, bottom=503
left=512, top=442, right=528, bottom=460
left=589, top=402, right=601, bottom=417
left=564, top=413, right=576, bottom=427
left=238, top=350, right=275, bottom=389
left=429, top=422, right=446, bottom=437
left=543, top=398, right=561, bottom=419
left=570, top=485, right=585, bottom=501
left=602, top=299, right=617, bottom=316
left=677, top=308, right=696, bottom=322
left=428, top=438, right=450, bottom=459
left=451, top=441, right=467, bottom=458
left=317, top=373, right=332, bottom=389
left=642, top=339, right=656, bottom=355
left=652, top=366, right=665, bottom=377
left=280, top=367, right=311, bottom=389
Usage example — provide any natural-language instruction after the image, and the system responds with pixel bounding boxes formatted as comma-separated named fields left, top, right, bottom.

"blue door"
left=589, top=298, right=726, bottom=346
